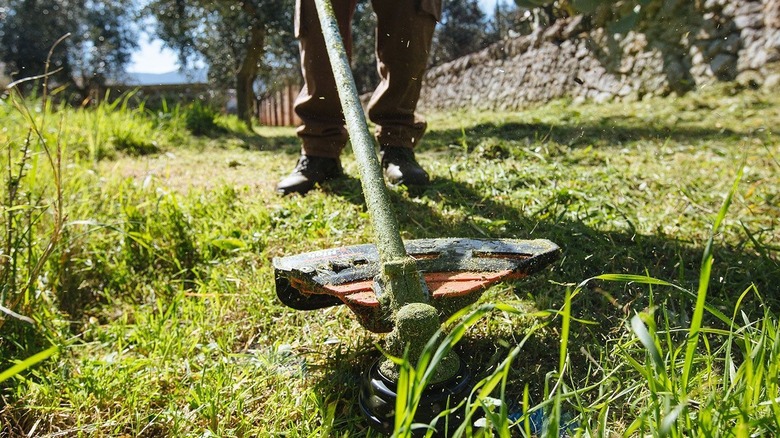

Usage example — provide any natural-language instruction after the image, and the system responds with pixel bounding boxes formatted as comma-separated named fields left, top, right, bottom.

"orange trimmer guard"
left=273, top=238, right=560, bottom=333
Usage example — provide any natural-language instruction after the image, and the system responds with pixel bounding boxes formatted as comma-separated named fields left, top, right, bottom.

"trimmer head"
left=280, top=0, right=564, bottom=432
left=274, top=238, right=560, bottom=332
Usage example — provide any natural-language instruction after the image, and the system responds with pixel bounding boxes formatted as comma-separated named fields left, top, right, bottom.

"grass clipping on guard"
left=381, top=303, right=460, bottom=383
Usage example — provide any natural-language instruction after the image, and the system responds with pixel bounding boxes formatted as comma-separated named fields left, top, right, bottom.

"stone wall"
left=418, top=0, right=780, bottom=112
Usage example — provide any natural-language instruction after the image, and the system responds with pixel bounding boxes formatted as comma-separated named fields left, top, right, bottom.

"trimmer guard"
left=274, top=238, right=559, bottom=333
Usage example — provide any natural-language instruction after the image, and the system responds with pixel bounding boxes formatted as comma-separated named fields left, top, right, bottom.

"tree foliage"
left=488, top=0, right=544, bottom=39
left=0, top=0, right=138, bottom=98
left=430, top=0, right=655, bottom=64
left=146, top=0, right=296, bottom=127
left=430, top=0, right=491, bottom=66
left=513, top=0, right=652, bottom=32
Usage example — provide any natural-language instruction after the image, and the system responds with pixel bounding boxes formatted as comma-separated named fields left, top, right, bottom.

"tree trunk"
left=236, top=23, right=266, bottom=128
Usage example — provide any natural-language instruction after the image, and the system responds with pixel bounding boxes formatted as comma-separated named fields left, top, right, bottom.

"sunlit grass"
left=1, top=83, right=778, bottom=436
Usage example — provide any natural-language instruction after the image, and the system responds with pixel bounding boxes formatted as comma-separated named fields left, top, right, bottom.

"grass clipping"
left=381, top=303, right=461, bottom=384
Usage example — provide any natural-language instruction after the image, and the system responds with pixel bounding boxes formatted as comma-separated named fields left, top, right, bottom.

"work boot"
left=380, top=147, right=430, bottom=186
left=276, top=155, right=344, bottom=196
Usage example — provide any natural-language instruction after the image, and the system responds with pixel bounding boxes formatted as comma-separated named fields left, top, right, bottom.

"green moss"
left=381, top=303, right=460, bottom=383
left=378, top=257, right=427, bottom=310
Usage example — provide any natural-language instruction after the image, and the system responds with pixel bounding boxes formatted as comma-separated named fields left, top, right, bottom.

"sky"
left=127, top=0, right=500, bottom=74
left=127, top=35, right=180, bottom=74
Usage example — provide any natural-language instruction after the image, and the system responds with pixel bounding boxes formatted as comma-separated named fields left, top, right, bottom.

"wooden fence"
left=258, top=84, right=301, bottom=127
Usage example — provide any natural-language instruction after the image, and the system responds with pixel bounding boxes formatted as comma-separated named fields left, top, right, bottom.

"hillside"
left=121, top=68, right=208, bottom=86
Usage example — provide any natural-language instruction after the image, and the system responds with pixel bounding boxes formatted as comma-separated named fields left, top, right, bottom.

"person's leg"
left=369, top=0, right=438, bottom=185
left=277, top=0, right=357, bottom=195
left=294, top=0, right=358, bottom=158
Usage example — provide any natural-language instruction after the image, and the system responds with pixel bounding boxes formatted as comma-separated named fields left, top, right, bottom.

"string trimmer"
left=273, top=0, right=560, bottom=433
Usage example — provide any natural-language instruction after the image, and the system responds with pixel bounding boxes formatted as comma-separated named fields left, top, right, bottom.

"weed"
left=1, top=47, right=66, bottom=391
left=185, top=101, right=227, bottom=137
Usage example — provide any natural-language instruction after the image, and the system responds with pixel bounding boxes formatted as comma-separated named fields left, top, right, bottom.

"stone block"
left=736, top=69, right=764, bottom=87
left=542, top=20, right=565, bottom=41
left=723, top=33, right=742, bottom=53
left=734, top=14, right=764, bottom=29
left=594, top=91, right=613, bottom=103
left=666, top=59, right=687, bottom=83
left=748, top=49, right=769, bottom=69
left=766, top=31, right=780, bottom=51
left=737, top=54, right=752, bottom=71
left=690, top=63, right=713, bottom=78
left=710, top=53, right=738, bottom=77
left=617, top=83, right=633, bottom=96
left=691, top=49, right=706, bottom=66
left=562, top=16, right=585, bottom=39
left=706, top=39, right=725, bottom=58
left=736, top=1, right=764, bottom=16
left=722, top=2, right=737, bottom=17
left=764, top=73, right=780, bottom=89
left=696, top=18, right=723, bottom=40
left=575, top=42, right=591, bottom=59
left=705, top=0, right=729, bottom=8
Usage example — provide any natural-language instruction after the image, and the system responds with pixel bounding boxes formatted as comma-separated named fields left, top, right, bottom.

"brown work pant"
left=294, top=0, right=441, bottom=158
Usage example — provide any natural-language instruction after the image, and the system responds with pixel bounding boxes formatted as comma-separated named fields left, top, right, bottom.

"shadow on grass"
left=237, top=131, right=300, bottom=152
left=310, top=342, right=382, bottom=435
left=229, top=115, right=743, bottom=165
left=226, top=130, right=300, bottom=153
left=247, top=112, right=772, bottom=431
left=311, top=165, right=778, bottom=433
left=191, top=125, right=299, bottom=152
left=421, top=120, right=740, bottom=150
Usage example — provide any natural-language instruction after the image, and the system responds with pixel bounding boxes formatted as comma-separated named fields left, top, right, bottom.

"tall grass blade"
left=559, top=287, right=572, bottom=375
left=660, top=402, right=686, bottom=436
left=584, top=274, right=675, bottom=287
left=630, top=314, right=665, bottom=373
left=681, top=167, right=743, bottom=392
left=0, top=346, right=58, bottom=384
left=586, top=274, right=733, bottom=327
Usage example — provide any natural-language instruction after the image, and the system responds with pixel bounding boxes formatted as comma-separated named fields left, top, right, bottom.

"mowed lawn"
left=1, top=83, right=779, bottom=436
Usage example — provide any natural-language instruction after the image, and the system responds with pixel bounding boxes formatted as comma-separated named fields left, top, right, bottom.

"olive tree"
left=0, top=0, right=138, bottom=99
left=147, top=0, right=295, bottom=127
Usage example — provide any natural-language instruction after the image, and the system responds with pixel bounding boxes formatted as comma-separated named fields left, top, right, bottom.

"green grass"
left=1, top=82, right=779, bottom=436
